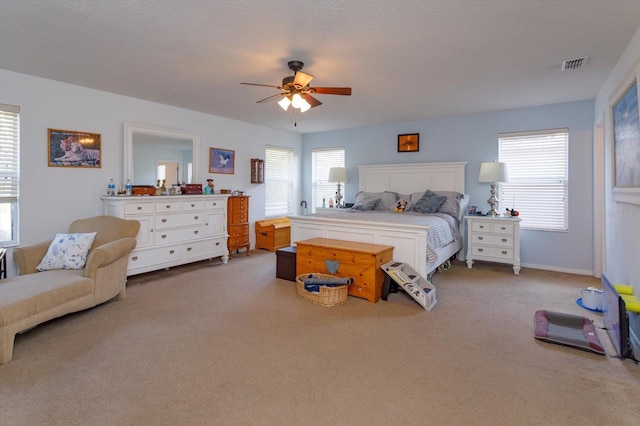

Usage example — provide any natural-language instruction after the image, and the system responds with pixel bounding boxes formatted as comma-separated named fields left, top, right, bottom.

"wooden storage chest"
left=255, top=218, right=291, bottom=251
left=296, top=238, right=393, bottom=303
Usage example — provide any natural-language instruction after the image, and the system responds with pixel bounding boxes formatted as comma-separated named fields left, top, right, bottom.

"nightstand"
left=465, top=215, right=521, bottom=274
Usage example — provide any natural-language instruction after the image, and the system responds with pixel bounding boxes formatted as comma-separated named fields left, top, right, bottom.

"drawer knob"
left=502, top=238, right=507, bottom=242
left=161, top=234, right=167, bottom=239
left=137, top=206, right=142, bottom=210
left=131, top=256, right=138, bottom=261
left=187, top=247, right=192, bottom=252
left=166, top=205, right=171, bottom=209
left=215, top=242, right=220, bottom=246
left=479, top=225, right=485, bottom=229
left=212, top=202, right=217, bottom=206
left=191, top=204, right=195, bottom=207
left=161, top=218, right=167, bottom=223
left=478, top=248, right=484, bottom=252
left=501, top=250, right=507, bottom=255
left=194, top=230, right=199, bottom=234
left=501, top=226, right=506, bottom=230
left=170, top=250, right=175, bottom=254
left=194, top=216, right=199, bottom=220
left=478, top=236, right=483, bottom=240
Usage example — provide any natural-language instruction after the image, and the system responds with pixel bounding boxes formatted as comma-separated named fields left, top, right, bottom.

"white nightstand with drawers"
left=465, top=215, right=521, bottom=275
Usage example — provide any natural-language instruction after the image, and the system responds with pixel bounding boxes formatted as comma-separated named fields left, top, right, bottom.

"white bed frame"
left=290, top=162, right=467, bottom=279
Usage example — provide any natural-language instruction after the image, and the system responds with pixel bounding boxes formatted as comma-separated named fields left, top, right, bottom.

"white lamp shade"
left=478, top=162, right=508, bottom=183
left=277, top=96, right=291, bottom=111
left=328, top=167, right=348, bottom=183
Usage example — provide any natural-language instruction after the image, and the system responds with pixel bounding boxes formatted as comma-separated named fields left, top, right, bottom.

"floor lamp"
left=478, top=162, right=508, bottom=216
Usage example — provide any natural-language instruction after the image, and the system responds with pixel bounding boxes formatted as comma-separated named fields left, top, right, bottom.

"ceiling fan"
left=241, top=60, right=352, bottom=112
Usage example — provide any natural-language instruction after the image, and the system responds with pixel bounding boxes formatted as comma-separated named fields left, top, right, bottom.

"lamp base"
left=487, top=184, right=500, bottom=216
left=335, top=183, right=343, bottom=208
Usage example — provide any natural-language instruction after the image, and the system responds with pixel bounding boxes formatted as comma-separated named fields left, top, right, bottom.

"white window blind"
left=265, top=145, right=293, bottom=217
left=499, top=128, right=568, bottom=231
left=311, top=148, right=345, bottom=212
left=0, top=103, right=19, bottom=245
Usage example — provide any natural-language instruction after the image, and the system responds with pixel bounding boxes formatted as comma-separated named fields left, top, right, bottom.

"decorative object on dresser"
left=255, top=217, right=290, bottom=251
left=296, top=238, right=393, bottom=303
left=328, top=167, right=348, bottom=208
left=227, top=195, right=250, bottom=258
left=251, top=158, right=264, bottom=183
left=478, top=161, right=509, bottom=216
left=103, top=195, right=229, bottom=275
left=465, top=215, right=521, bottom=274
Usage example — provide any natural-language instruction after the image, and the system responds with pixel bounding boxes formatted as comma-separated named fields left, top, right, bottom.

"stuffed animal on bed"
left=395, top=199, right=408, bottom=212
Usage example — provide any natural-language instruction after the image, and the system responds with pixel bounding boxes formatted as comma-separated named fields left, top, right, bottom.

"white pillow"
left=36, top=232, right=97, bottom=271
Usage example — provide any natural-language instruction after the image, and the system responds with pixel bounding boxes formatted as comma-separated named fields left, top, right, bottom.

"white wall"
left=594, top=26, right=640, bottom=292
left=302, top=100, right=595, bottom=274
left=0, top=69, right=302, bottom=275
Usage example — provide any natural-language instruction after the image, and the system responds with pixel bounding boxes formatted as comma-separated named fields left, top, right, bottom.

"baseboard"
left=520, top=262, right=593, bottom=276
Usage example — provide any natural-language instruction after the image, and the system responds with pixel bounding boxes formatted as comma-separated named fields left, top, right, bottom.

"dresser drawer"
left=205, top=199, right=225, bottom=210
left=156, top=225, right=205, bottom=245
left=124, top=202, right=154, bottom=215
left=471, top=245, right=513, bottom=259
left=472, top=221, right=514, bottom=234
left=128, top=245, right=181, bottom=270
left=471, top=234, right=513, bottom=247
left=155, top=201, right=182, bottom=213
left=156, top=211, right=205, bottom=229
left=183, top=237, right=226, bottom=259
left=182, top=200, right=205, bottom=211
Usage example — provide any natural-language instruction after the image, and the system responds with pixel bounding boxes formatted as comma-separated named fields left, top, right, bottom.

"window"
left=0, top=104, right=19, bottom=245
left=265, top=146, right=293, bottom=217
left=312, top=148, right=345, bottom=212
left=498, top=128, right=568, bottom=231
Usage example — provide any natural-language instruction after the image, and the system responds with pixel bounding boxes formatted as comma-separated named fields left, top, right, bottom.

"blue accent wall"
left=302, top=100, right=595, bottom=274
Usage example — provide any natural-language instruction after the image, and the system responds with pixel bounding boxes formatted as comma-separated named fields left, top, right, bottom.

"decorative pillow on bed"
left=375, top=191, right=400, bottom=211
left=36, top=232, right=97, bottom=271
left=433, top=191, right=465, bottom=219
left=412, top=190, right=447, bottom=214
left=350, top=193, right=381, bottom=211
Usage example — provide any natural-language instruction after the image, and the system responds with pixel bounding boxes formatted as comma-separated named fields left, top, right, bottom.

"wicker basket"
left=296, top=273, right=349, bottom=307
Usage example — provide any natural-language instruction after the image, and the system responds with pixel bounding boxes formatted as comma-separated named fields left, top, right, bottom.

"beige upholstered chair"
left=1, top=216, right=140, bottom=364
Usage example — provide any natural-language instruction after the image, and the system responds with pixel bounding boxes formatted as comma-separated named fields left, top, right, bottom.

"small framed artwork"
left=209, top=148, right=235, bottom=174
left=398, top=133, right=419, bottom=152
left=48, top=128, right=101, bottom=168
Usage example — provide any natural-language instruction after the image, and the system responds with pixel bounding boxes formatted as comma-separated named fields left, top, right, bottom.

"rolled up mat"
left=625, top=300, right=640, bottom=313
left=614, top=284, right=635, bottom=295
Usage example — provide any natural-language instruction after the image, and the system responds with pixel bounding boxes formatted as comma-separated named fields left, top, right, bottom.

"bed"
left=289, top=162, right=468, bottom=279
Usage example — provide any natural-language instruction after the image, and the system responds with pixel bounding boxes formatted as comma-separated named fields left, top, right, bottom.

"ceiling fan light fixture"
left=299, top=100, right=312, bottom=113
left=291, top=93, right=304, bottom=109
left=278, top=96, right=291, bottom=111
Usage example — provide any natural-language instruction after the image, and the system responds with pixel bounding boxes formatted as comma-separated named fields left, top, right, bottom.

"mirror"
left=124, top=123, right=200, bottom=186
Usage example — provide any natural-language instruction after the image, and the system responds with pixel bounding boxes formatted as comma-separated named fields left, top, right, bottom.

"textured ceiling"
left=1, top=0, right=640, bottom=134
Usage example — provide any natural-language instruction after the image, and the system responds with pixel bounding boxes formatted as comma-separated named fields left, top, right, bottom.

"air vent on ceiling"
left=561, top=56, right=589, bottom=71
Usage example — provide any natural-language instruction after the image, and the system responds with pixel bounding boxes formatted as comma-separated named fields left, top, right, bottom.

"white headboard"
left=357, top=162, right=467, bottom=194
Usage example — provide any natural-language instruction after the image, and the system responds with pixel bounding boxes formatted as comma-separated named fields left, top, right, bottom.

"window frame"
left=311, top=147, right=345, bottom=212
left=264, top=145, right=294, bottom=217
left=0, top=103, right=19, bottom=246
left=498, top=128, right=569, bottom=232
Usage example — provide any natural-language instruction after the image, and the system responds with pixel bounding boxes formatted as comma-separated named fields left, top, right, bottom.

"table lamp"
left=328, top=167, right=348, bottom=207
left=478, top=162, right=508, bottom=216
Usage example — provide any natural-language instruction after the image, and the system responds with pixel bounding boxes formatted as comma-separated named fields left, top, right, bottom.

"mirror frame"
left=124, top=122, right=200, bottom=185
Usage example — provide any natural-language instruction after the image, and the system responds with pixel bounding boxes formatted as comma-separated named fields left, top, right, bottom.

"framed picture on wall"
left=612, top=79, right=640, bottom=188
left=48, top=129, right=101, bottom=168
left=209, top=148, right=235, bottom=174
left=398, top=133, right=419, bottom=152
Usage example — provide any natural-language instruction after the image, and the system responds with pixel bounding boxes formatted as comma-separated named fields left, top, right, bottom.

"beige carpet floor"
left=1, top=250, right=638, bottom=425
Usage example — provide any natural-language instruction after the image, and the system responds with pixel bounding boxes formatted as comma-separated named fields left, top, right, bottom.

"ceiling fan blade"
left=293, top=71, right=314, bottom=89
left=241, top=82, right=281, bottom=88
left=256, top=93, right=286, bottom=103
left=310, top=87, right=352, bottom=96
left=301, top=93, right=322, bottom=108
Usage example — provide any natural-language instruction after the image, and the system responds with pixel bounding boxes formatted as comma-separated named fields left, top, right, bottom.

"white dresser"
left=102, top=195, right=230, bottom=275
left=465, top=215, right=521, bottom=275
